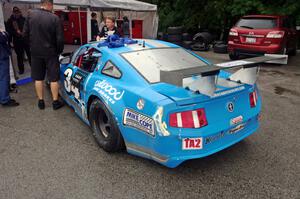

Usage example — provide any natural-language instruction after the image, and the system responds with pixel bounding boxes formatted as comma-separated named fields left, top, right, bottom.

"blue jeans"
left=0, top=58, right=10, bottom=104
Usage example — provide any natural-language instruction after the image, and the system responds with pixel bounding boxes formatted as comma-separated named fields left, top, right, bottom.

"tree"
left=141, top=0, right=300, bottom=38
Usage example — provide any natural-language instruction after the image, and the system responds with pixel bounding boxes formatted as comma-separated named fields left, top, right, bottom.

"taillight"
left=229, top=29, right=238, bottom=36
left=249, top=90, right=258, bottom=108
left=266, top=31, right=284, bottom=38
left=169, top=108, right=208, bottom=128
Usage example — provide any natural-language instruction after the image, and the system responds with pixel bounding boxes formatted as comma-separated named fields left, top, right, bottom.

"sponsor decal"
left=213, top=86, right=245, bottom=98
left=230, top=115, right=243, bottom=126
left=205, top=132, right=225, bottom=145
left=63, top=68, right=87, bottom=118
left=182, top=138, right=203, bottom=150
left=227, top=102, right=234, bottom=112
left=123, top=109, right=155, bottom=136
left=94, top=80, right=124, bottom=104
left=229, top=124, right=245, bottom=134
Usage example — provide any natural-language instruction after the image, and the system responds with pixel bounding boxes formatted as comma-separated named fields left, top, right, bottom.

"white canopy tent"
left=1, top=0, right=158, bottom=85
left=5, top=0, right=158, bottom=39
left=7, top=0, right=157, bottom=11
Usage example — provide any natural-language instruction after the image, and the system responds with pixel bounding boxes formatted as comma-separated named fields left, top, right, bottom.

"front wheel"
left=89, top=99, right=124, bottom=152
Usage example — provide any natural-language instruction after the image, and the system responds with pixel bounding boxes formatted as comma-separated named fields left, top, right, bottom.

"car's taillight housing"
left=266, top=31, right=285, bottom=38
left=169, top=108, right=208, bottom=128
left=249, top=90, right=258, bottom=108
left=229, top=29, right=238, bottom=36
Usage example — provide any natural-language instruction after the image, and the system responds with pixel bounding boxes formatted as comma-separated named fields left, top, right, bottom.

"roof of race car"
left=90, top=39, right=178, bottom=54
left=88, top=39, right=210, bottom=84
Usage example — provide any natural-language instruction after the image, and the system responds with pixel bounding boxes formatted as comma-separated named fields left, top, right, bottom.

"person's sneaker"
left=52, top=100, right=64, bottom=110
left=38, top=99, right=45, bottom=110
left=2, top=99, right=19, bottom=107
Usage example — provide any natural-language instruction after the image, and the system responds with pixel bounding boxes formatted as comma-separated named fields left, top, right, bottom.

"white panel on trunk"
left=122, top=48, right=207, bottom=83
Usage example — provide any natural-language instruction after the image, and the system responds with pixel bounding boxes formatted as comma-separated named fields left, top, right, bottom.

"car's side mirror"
left=59, top=52, right=72, bottom=64
left=60, top=56, right=71, bottom=64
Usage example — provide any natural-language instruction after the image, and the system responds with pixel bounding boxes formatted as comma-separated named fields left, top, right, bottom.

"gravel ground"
left=0, top=49, right=299, bottom=199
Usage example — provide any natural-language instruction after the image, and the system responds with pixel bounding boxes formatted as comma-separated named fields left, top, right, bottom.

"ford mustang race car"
left=59, top=37, right=287, bottom=168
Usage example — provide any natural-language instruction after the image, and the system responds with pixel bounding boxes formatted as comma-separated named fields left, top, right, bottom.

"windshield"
left=237, top=18, right=277, bottom=29
left=121, top=48, right=207, bottom=83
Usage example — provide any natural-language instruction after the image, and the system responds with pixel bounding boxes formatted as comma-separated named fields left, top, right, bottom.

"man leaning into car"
left=23, top=0, right=64, bottom=110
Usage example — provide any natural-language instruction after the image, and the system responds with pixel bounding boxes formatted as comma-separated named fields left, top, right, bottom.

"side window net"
left=101, top=61, right=122, bottom=79
left=73, top=47, right=101, bottom=72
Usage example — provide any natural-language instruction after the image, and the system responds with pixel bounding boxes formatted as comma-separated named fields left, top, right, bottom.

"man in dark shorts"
left=23, top=0, right=64, bottom=110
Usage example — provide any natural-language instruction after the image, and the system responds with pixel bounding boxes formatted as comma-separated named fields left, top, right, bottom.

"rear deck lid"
left=152, top=78, right=247, bottom=106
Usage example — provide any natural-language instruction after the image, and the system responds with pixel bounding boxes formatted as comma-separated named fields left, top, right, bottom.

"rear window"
left=236, top=18, right=277, bottom=29
left=121, top=48, right=207, bottom=83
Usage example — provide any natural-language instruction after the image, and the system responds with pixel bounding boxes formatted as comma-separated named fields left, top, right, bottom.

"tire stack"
left=182, top=33, right=193, bottom=49
left=166, top=26, right=183, bottom=46
left=191, top=32, right=213, bottom=51
left=213, top=41, right=228, bottom=54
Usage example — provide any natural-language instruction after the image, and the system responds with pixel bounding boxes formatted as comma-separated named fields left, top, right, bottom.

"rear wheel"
left=289, top=47, right=297, bottom=56
left=213, top=43, right=228, bottom=54
left=89, top=99, right=124, bottom=152
left=229, top=52, right=239, bottom=60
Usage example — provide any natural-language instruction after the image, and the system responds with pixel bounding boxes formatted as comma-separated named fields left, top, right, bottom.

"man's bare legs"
left=35, top=80, right=63, bottom=110
left=50, top=81, right=59, bottom=101
left=35, top=80, right=44, bottom=100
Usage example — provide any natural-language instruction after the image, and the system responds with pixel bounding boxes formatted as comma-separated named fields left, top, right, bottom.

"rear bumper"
left=228, top=41, right=283, bottom=55
left=126, top=114, right=260, bottom=168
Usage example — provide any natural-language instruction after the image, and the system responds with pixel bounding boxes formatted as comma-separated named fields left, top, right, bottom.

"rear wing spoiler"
left=160, top=54, right=288, bottom=96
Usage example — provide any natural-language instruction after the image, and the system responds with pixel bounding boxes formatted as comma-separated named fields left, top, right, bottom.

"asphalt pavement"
left=0, top=50, right=299, bottom=199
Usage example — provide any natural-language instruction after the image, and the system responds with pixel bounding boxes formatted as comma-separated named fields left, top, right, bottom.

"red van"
left=228, top=15, right=298, bottom=60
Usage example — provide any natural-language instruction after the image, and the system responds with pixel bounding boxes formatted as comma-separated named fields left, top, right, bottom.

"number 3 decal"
left=64, top=68, right=73, bottom=92
left=64, top=68, right=80, bottom=100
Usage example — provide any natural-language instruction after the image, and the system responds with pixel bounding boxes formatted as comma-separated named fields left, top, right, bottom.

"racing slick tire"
left=182, top=33, right=192, bottom=41
left=229, top=52, right=240, bottom=60
left=191, top=42, right=209, bottom=51
left=167, top=26, right=183, bottom=35
left=89, top=99, right=124, bottom=152
left=182, top=40, right=193, bottom=49
left=213, top=43, right=228, bottom=54
left=193, top=32, right=213, bottom=44
left=167, top=34, right=182, bottom=42
left=213, top=40, right=225, bottom=47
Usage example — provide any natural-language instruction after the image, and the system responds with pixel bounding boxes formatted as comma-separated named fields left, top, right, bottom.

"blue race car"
left=59, top=37, right=286, bottom=168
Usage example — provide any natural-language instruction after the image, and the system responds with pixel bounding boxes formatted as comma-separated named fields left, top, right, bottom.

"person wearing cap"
left=23, top=0, right=64, bottom=110
left=0, top=29, right=19, bottom=107
left=7, top=7, right=31, bottom=74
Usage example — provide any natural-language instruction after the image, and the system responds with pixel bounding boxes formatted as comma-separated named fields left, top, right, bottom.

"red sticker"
left=182, top=138, right=203, bottom=150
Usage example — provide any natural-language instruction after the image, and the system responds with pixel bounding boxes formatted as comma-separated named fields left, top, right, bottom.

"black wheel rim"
left=96, top=108, right=111, bottom=138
